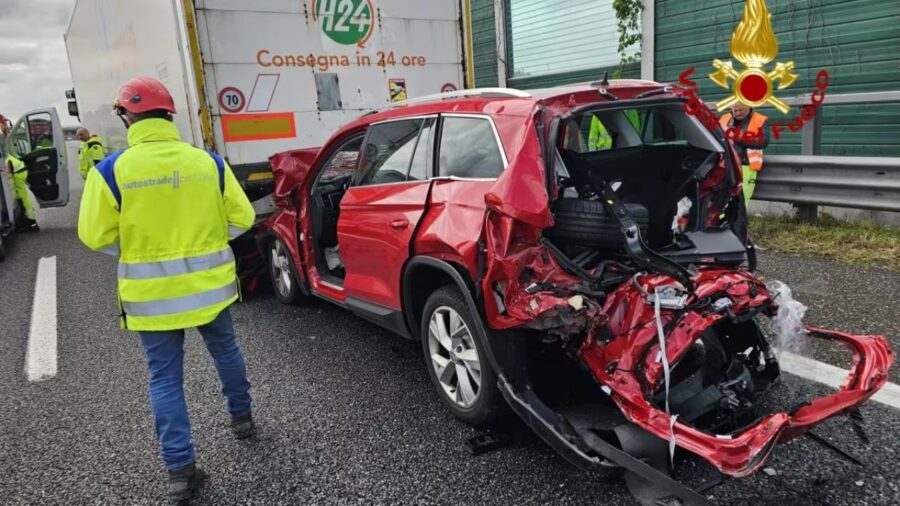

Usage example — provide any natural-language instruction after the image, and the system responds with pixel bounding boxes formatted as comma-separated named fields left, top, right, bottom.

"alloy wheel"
left=270, top=240, right=293, bottom=297
left=427, top=306, right=482, bottom=408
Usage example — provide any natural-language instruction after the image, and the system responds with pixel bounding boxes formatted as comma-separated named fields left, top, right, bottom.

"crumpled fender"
left=579, top=268, right=894, bottom=477
left=480, top=211, right=604, bottom=334
left=484, top=111, right=553, bottom=229
left=269, top=147, right=320, bottom=208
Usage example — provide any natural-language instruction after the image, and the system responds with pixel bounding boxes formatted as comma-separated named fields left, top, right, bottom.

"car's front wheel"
left=268, top=237, right=304, bottom=305
left=421, top=285, right=505, bottom=425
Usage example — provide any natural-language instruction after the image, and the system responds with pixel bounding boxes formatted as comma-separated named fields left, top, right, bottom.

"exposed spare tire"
left=545, top=198, right=649, bottom=249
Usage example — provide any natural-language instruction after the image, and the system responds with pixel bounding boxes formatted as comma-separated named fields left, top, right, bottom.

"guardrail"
left=755, top=155, right=900, bottom=213
left=750, top=90, right=900, bottom=217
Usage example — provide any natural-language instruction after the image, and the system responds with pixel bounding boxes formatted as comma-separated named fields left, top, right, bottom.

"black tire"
left=267, top=237, right=305, bottom=305
left=421, top=285, right=505, bottom=426
left=546, top=198, right=649, bottom=248
left=0, top=233, right=6, bottom=262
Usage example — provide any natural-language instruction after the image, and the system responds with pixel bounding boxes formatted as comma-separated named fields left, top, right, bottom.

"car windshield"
left=561, top=103, right=721, bottom=153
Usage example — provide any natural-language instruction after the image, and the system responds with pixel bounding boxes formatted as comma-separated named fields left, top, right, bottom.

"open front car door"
left=6, top=108, right=69, bottom=208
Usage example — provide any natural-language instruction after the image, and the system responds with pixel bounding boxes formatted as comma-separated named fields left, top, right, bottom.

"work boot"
left=231, top=412, right=255, bottom=440
left=167, top=463, right=207, bottom=505
left=18, top=219, right=39, bottom=232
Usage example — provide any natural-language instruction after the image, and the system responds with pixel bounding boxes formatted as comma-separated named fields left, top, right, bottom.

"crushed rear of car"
left=475, top=82, right=893, bottom=503
left=256, top=81, right=893, bottom=505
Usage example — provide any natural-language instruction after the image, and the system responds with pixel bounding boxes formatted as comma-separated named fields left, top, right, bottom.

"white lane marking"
left=25, top=256, right=57, bottom=382
left=779, top=351, right=900, bottom=410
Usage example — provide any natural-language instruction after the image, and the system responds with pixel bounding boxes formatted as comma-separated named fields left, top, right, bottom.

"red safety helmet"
left=114, top=76, right=176, bottom=114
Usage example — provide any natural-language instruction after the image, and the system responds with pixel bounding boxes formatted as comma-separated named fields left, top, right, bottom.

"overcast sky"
left=0, top=0, right=77, bottom=126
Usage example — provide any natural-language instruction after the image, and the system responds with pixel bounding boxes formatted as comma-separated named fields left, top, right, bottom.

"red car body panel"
left=414, top=179, right=495, bottom=274
left=259, top=79, right=894, bottom=485
left=339, top=181, right=431, bottom=308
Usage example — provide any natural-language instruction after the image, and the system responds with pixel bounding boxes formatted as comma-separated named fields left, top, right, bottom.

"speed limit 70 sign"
left=218, top=87, right=246, bottom=113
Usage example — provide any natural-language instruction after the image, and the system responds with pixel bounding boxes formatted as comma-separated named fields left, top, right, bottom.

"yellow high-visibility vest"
left=78, top=118, right=255, bottom=331
left=79, top=135, right=107, bottom=179
left=589, top=116, right=612, bottom=150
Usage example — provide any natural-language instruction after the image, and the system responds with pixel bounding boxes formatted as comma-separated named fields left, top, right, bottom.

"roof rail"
left=365, top=87, right=531, bottom=115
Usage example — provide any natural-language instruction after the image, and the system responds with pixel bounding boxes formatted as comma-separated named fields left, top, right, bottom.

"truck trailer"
left=64, top=0, right=473, bottom=197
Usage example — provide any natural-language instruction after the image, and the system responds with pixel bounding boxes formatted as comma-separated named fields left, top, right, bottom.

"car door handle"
left=390, top=219, right=409, bottom=230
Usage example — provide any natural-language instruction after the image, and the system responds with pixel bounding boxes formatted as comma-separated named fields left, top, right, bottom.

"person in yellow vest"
left=0, top=121, right=39, bottom=231
left=589, top=109, right=642, bottom=151
left=76, top=127, right=106, bottom=179
left=719, top=104, right=770, bottom=204
left=589, top=116, right=613, bottom=151
left=77, top=76, right=256, bottom=505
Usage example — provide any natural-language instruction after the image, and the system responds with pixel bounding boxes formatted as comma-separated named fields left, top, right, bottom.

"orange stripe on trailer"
left=221, top=113, right=296, bottom=142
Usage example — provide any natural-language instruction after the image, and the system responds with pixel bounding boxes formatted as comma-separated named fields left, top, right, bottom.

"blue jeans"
left=138, top=307, right=251, bottom=470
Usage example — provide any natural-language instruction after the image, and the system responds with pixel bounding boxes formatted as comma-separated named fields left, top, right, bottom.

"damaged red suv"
left=256, top=81, right=893, bottom=504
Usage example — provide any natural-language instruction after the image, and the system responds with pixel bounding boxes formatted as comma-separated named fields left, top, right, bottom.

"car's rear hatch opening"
left=547, top=100, right=739, bottom=250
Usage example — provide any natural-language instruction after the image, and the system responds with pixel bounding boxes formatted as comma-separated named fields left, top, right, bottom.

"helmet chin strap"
left=116, top=109, right=131, bottom=130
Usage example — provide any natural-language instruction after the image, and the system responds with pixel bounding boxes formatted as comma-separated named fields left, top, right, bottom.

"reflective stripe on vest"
left=747, top=149, right=764, bottom=171
left=100, top=242, right=120, bottom=256
left=118, top=247, right=234, bottom=280
left=122, top=282, right=238, bottom=317
left=229, top=225, right=249, bottom=239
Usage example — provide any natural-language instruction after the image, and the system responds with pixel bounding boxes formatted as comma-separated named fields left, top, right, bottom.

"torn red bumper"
left=579, top=269, right=894, bottom=477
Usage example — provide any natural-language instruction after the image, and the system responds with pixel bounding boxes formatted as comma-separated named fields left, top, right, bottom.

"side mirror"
left=67, top=101, right=79, bottom=118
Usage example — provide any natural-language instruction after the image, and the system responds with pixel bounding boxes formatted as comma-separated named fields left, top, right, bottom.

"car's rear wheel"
left=268, top=238, right=303, bottom=305
left=421, top=285, right=504, bottom=425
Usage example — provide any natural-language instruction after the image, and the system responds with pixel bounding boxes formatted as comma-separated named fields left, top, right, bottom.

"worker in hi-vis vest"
left=77, top=76, right=256, bottom=505
left=588, top=109, right=642, bottom=151
left=719, top=103, right=770, bottom=204
left=76, top=127, right=106, bottom=179
left=1, top=120, right=39, bottom=231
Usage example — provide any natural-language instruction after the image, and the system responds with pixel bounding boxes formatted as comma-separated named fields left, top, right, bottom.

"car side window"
left=437, top=117, right=504, bottom=178
left=357, top=119, right=424, bottom=186
left=408, top=118, right=435, bottom=181
left=9, top=119, right=32, bottom=158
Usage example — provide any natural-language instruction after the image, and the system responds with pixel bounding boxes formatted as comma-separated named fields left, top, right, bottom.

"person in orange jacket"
left=720, top=103, right=770, bottom=205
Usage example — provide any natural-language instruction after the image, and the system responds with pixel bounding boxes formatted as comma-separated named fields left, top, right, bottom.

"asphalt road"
left=0, top=143, right=898, bottom=505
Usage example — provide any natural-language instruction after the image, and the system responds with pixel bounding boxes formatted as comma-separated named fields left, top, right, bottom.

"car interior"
left=550, top=103, right=745, bottom=267
left=308, top=135, right=363, bottom=285
left=306, top=114, right=507, bottom=287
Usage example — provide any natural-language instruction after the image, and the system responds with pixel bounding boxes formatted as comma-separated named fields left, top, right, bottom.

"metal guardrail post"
left=795, top=107, right=823, bottom=220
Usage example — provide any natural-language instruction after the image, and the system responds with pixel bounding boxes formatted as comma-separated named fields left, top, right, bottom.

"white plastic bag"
left=766, top=280, right=809, bottom=356
left=671, top=197, right=692, bottom=233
